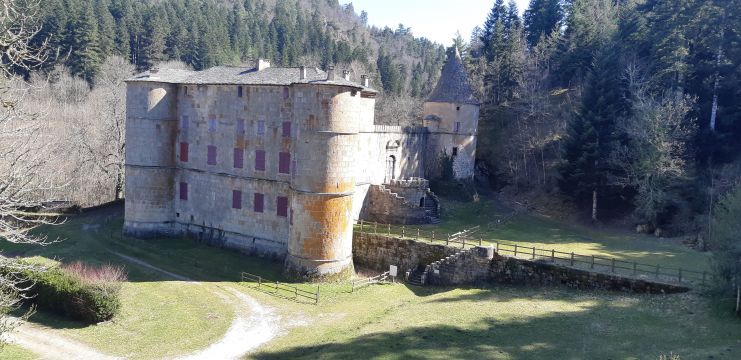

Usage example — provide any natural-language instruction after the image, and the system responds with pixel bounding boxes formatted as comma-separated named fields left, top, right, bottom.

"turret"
left=423, top=47, right=480, bottom=180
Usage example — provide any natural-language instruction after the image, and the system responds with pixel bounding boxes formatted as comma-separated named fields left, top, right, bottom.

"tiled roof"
left=127, top=65, right=377, bottom=93
left=427, top=47, right=480, bottom=105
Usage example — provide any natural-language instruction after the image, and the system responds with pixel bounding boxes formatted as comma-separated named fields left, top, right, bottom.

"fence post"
left=295, top=287, right=298, bottom=299
left=316, top=284, right=320, bottom=305
left=432, top=231, right=435, bottom=242
left=551, top=249, right=555, bottom=262
left=611, top=258, right=615, bottom=273
left=374, top=222, right=377, bottom=234
left=417, top=228, right=420, bottom=241
left=655, top=264, right=660, bottom=279
left=402, top=226, right=405, bottom=239
left=462, top=237, right=466, bottom=248
left=479, top=238, right=482, bottom=247
left=388, top=223, right=391, bottom=236
left=496, top=242, right=500, bottom=253
left=591, top=255, right=595, bottom=269
left=678, top=268, right=683, bottom=283
left=275, top=281, right=279, bottom=293
left=258, top=276, right=262, bottom=288
left=514, top=244, right=518, bottom=257
left=446, top=234, right=450, bottom=246
left=570, top=252, right=574, bottom=266
left=532, top=247, right=536, bottom=260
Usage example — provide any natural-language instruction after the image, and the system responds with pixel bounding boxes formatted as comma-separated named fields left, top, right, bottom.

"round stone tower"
left=123, top=77, right=179, bottom=237
left=284, top=84, right=361, bottom=279
left=423, top=47, right=481, bottom=180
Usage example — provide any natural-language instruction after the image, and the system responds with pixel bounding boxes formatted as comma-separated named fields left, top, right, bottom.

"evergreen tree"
left=480, top=0, right=506, bottom=56
left=139, top=14, right=167, bottom=69
left=68, top=2, right=102, bottom=80
left=523, top=0, right=563, bottom=48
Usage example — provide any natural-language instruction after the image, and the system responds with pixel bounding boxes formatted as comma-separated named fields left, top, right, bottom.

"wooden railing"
left=350, top=271, right=391, bottom=292
left=240, top=272, right=319, bottom=304
left=354, top=220, right=711, bottom=286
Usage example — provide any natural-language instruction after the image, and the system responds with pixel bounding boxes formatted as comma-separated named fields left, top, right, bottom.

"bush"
left=25, top=262, right=126, bottom=323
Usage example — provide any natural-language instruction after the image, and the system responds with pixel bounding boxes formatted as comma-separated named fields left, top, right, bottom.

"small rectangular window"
left=283, top=87, right=289, bottom=99
left=209, top=118, right=217, bottom=132
left=207, top=145, right=217, bottom=165
left=277, top=196, right=288, bottom=217
left=179, top=182, right=188, bottom=200
left=236, top=118, right=245, bottom=135
left=254, top=193, right=264, bottom=213
left=452, top=147, right=459, bottom=156
left=282, top=121, right=291, bottom=137
left=454, top=122, right=461, bottom=133
left=238, top=86, right=243, bottom=98
left=278, top=152, right=290, bottom=174
left=257, top=120, right=265, bottom=135
left=232, top=190, right=242, bottom=209
left=255, top=150, right=265, bottom=171
left=233, top=148, right=243, bottom=169
left=179, top=142, right=189, bottom=162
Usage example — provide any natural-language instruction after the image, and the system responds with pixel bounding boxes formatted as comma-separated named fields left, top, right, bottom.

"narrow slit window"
left=179, top=182, right=188, bottom=200
left=233, top=148, right=243, bottom=168
left=238, top=86, right=243, bottom=98
left=454, top=122, right=461, bottom=133
left=452, top=147, right=459, bottom=156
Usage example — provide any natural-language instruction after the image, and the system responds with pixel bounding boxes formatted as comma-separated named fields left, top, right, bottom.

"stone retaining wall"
left=352, top=232, right=458, bottom=273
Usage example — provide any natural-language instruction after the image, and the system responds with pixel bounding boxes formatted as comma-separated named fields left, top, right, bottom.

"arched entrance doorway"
left=385, top=155, right=396, bottom=183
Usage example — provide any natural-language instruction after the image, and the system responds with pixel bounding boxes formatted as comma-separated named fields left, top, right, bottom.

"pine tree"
left=68, top=2, right=102, bottom=81
left=139, top=14, right=167, bottom=70
left=523, top=0, right=563, bottom=48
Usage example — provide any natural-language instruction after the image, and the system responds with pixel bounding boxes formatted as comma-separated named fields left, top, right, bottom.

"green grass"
left=0, top=344, right=37, bottom=360
left=1, top=200, right=738, bottom=359
left=360, top=198, right=711, bottom=272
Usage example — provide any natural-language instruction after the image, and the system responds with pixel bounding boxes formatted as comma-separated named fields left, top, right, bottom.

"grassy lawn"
left=360, top=198, right=711, bottom=272
left=0, top=344, right=37, bottom=360
left=0, top=200, right=737, bottom=359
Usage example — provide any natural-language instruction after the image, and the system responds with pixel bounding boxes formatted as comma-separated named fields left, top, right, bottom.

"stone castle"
left=123, top=47, right=480, bottom=278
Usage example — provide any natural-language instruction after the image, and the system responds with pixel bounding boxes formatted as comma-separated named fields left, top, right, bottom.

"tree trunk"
left=592, top=189, right=598, bottom=222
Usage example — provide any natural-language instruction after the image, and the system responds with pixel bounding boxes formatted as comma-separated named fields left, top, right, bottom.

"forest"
left=2, top=0, right=741, bottom=291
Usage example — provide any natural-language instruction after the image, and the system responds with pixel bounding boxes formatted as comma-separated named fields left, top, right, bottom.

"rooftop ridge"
left=426, top=46, right=480, bottom=106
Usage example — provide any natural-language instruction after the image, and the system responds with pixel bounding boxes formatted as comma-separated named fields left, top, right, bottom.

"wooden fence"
left=240, top=272, right=319, bottom=304
left=350, top=271, right=391, bottom=293
left=354, top=220, right=711, bottom=286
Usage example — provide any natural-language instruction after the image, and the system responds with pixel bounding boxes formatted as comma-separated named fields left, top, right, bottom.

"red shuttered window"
left=255, top=150, right=266, bottom=171
left=277, top=196, right=288, bottom=217
left=254, top=193, right=264, bottom=213
left=207, top=145, right=217, bottom=165
left=278, top=152, right=290, bottom=174
left=179, top=142, right=189, bottom=162
left=232, top=190, right=242, bottom=209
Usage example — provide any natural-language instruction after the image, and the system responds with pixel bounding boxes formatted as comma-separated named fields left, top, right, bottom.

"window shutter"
left=277, top=196, right=288, bottom=217
left=207, top=145, right=217, bottom=165
left=278, top=152, right=290, bottom=174
left=254, top=193, right=264, bottom=213
left=255, top=150, right=266, bottom=171
left=233, top=148, right=243, bottom=168
left=180, top=142, right=189, bottom=162
left=179, top=182, right=188, bottom=200
left=232, top=190, right=242, bottom=209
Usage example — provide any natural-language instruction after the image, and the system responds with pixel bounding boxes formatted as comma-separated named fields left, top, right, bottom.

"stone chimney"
left=255, top=59, right=271, bottom=71
left=343, top=70, right=350, bottom=81
left=299, top=66, right=307, bottom=80
left=361, top=75, right=369, bottom=87
left=327, top=66, right=335, bottom=81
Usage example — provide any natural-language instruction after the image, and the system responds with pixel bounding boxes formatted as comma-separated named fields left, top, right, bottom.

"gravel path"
left=7, top=319, right=121, bottom=360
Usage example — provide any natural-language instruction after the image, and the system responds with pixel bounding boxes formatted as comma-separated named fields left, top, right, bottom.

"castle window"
left=278, top=152, right=290, bottom=174
left=254, top=193, right=264, bottom=213
left=456, top=106, right=461, bottom=111
left=179, top=142, right=189, bottom=162
left=179, top=182, right=188, bottom=200
left=452, top=147, right=459, bottom=156
left=277, top=196, right=288, bottom=217
left=238, top=86, right=243, bottom=98
left=208, top=118, right=217, bottom=132
left=283, top=87, right=289, bottom=99
left=454, top=122, right=461, bottom=133
left=282, top=121, right=291, bottom=137
left=232, top=190, right=242, bottom=209
left=236, top=118, right=245, bottom=135
left=255, top=150, right=266, bottom=171
left=257, top=120, right=266, bottom=135
left=233, top=148, right=243, bottom=169
left=207, top=145, right=217, bottom=165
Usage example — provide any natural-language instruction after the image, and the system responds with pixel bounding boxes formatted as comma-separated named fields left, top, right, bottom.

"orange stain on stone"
left=299, top=196, right=352, bottom=259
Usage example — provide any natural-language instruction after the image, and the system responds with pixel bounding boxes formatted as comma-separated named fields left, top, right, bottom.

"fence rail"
left=351, top=271, right=391, bottom=292
left=241, top=272, right=319, bottom=304
left=354, top=220, right=711, bottom=287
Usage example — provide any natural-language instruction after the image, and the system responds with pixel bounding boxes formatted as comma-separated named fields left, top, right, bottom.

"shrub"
left=25, top=262, right=127, bottom=323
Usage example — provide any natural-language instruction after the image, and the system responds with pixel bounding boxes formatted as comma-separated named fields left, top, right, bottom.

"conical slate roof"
left=427, top=47, right=480, bottom=105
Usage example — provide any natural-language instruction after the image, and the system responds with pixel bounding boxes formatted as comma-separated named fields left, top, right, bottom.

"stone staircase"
left=405, top=249, right=471, bottom=286
left=406, top=268, right=425, bottom=286
left=367, top=182, right=440, bottom=225
left=424, top=199, right=441, bottom=224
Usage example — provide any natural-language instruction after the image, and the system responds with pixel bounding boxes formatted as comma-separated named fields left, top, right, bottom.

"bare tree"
left=0, top=0, right=61, bottom=346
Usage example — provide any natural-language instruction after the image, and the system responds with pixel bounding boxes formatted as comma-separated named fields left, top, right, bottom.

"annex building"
left=123, top=48, right=480, bottom=278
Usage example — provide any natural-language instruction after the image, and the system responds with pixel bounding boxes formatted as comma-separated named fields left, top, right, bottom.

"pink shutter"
left=278, top=152, right=290, bottom=174
left=180, top=142, right=189, bottom=162
left=277, top=196, right=288, bottom=217
left=179, top=182, right=188, bottom=200
left=207, top=145, right=217, bottom=165
left=234, top=148, right=244, bottom=168
left=254, top=193, right=264, bottom=213
left=255, top=150, right=265, bottom=171
left=232, top=190, right=242, bottom=209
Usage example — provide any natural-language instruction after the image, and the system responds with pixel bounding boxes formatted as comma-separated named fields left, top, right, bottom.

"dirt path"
left=109, top=252, right=281, bottom=360
left=7, top=319, right=121, bottom=360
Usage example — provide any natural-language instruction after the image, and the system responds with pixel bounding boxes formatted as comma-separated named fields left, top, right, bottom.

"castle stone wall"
left=423, top=102, right=479, bottom=180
